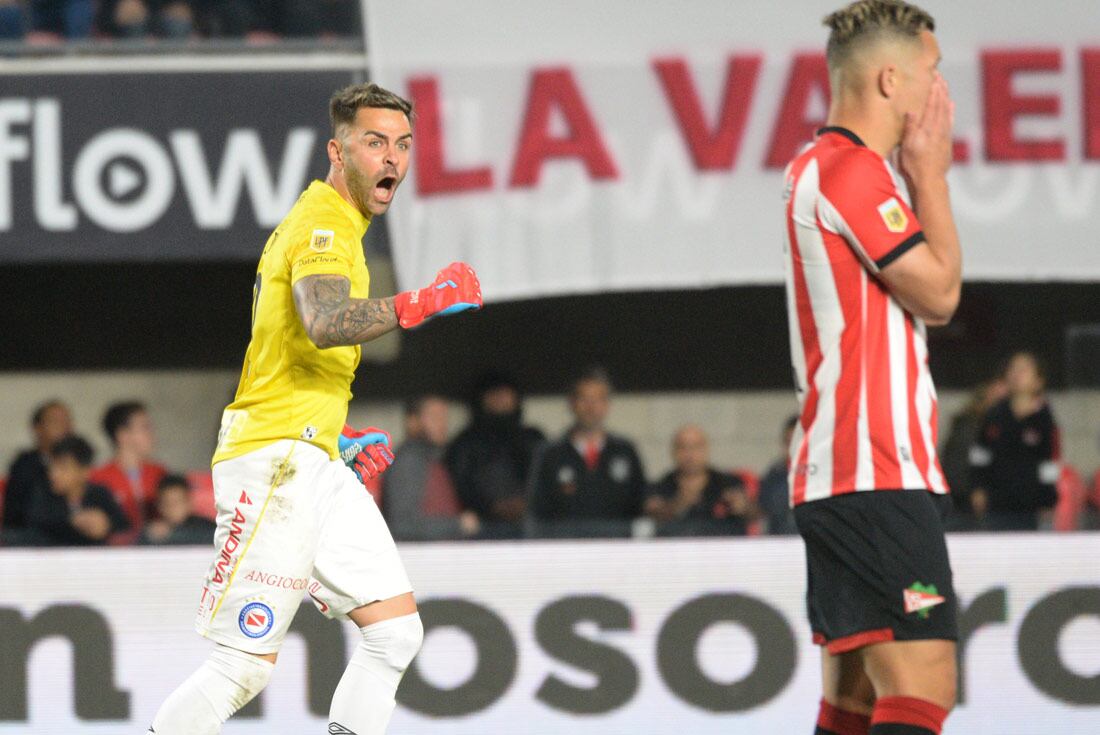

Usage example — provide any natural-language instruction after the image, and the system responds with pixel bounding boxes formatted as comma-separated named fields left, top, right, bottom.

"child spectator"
left=26, top=435, right=130, bottom=546
left=139, top=474, right=216, bottom=545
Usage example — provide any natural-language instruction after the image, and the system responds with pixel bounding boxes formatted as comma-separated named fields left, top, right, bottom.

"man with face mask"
left=145, top=83, right=482, bottom=735
left=443, top=372, right=545, bottom=539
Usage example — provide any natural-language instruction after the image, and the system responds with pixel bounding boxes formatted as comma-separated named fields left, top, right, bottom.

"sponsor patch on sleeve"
left=310, top=229, right=335, bottom=252
left=877, top=198, right=908, bottom=233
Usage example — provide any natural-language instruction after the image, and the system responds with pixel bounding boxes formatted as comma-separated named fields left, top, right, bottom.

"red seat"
left=1053, top=464, right=1086, bottom=532
left=186, top=470, right=216, bottom=520
left=731, top=468, right=763, bottom=536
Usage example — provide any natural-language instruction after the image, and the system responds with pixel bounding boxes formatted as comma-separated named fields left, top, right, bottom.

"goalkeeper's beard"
left=344, top=160, right=376, bottom=216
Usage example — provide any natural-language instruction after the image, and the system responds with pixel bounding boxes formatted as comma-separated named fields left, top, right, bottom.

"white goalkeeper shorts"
left=194, top=439, right=413, bottom=654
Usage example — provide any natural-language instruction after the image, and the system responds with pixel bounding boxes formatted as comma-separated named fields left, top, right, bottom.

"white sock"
left=148, top=644, right=274, bottom=735
left=328, top=612, right=424, bottom=735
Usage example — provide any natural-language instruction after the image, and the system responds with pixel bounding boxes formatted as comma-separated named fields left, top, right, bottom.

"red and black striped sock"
left=814, top=698, right=871, bottom=735
left=869, top=696, right=949, bottom=735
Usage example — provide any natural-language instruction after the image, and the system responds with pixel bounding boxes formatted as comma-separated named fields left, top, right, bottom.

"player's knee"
left=210, top=644, right=275, bottom=700
left=360, top=612, right=423, bottom=676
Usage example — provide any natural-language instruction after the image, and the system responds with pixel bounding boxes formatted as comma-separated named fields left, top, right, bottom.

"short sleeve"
left=288, top=220, right=358, bottom=284
left=818, top=149, right=925, bottom=273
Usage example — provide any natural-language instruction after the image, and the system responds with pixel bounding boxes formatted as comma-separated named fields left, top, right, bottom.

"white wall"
left=1, top=371, right=1097, bottom=482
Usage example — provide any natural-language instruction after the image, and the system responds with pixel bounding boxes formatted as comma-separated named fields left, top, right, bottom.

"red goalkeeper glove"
left=338, top=425, right=395, bottom=484
left=394, top=262, right=482, bottom=329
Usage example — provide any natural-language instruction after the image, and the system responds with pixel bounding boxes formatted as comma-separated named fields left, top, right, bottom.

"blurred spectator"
left=644, top=424, right=757, bottom=536
left=757, top=414, right=799, bottom=535
left=2, top=400, right=72, bottom=534
left=528, top=368, right=646, bottom=537
left=157, top=0, right=194, bottom=38
left=187, top=0, right=252, bottom=37
left=278, top=0, right=360, bottom=37
left=444, top=372, right=544, bottom=539
left=96, top=0, right=149, bottom=38
left=97, top=0, right=195, bottom=39
left=25, top=435, right=130, bottom=546
left=940, top=376, right=1007, bottom=518
left=0, top=1, right=27, bottom=40
left=31, top=0, right=94, bottom=39
left=90, top=401, right=167, bottom=533
left=969, top=352, right=1060, bottom=531
left=384, top=395, right=479, bottom=542
left=139, top=474, right=215, bottom=545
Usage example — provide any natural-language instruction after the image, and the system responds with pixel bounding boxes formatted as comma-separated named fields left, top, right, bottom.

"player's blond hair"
left=823, top=0, right=935, bottom=72
left=329, top=83, right=414, bottom=138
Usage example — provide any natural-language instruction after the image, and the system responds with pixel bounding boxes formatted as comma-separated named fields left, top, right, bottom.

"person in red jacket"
left=89, top=401, right=167, bottom=534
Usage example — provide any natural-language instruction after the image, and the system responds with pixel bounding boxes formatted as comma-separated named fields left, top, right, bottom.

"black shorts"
left=793, top=489, right=958, bottom=654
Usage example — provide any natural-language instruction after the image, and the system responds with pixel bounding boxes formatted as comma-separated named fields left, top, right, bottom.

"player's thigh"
left=196, top=441, right=324, bottom=654
left=309, top=462, right=414, bottom=621
left=348, top=591, right=418, bottom=628
left=861, top=638, right=957, bottom=710
left=821, top=647, right=876, bottom=715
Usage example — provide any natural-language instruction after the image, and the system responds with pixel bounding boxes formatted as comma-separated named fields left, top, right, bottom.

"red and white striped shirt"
left=783, top=127, right=948, bottom=506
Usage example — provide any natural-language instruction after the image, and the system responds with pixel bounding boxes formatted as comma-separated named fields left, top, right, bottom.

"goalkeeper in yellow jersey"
left=146, top=83, right=482, bottom=735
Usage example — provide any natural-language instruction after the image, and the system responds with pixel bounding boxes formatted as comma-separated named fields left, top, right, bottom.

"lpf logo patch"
left=877, top=197, right=908, bottom=233
left=310, top=228, right=335, bottom=252
left=239, top=601, right=275, bottom=638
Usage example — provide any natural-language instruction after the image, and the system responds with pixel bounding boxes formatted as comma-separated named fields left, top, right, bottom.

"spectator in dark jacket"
left=644, top=424, right=756, bottom=536
left=444, top=373, right=544, bottom=538
left=528, top=368, right=645, bottom=537
left=26, top=435, right=130, bottom=546
left=384, top=395, right=479, bottom=541
left=969, top=352, right=1060, bottom=531
left=757, top=414, right=799, bottom=535
left=0, top=0, right=27, bottom=40
left=940, top=376, right=1006, bottom=521
left=31, top=0, right=95, bottom=38
left=3, top=400, right=73, bottom=537
left=139, top=475, right=216, bottom=546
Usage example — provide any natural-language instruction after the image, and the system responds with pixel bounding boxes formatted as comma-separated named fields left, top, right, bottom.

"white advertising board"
left=1, top=535, right=1098, bottom=733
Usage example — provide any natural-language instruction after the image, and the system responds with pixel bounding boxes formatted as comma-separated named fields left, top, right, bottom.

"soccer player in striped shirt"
left=782, top=3, right=962, bottom=734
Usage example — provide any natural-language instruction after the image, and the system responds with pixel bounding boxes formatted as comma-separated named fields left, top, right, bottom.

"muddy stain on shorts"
left=269, top=457, right=297, bottom=488
left=267, top=495, right=293, bottom=524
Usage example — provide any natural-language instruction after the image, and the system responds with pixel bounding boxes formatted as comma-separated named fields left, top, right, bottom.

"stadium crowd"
left=0, top=0, right=360, bottom=43
left=2, top=353, right=1098, bottom=547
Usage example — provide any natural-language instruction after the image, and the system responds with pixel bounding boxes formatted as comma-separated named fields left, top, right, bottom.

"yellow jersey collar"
left=309, top=180, right=371, bottom=238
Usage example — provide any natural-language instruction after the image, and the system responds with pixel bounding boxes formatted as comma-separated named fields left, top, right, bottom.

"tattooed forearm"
left=292, top=274, right=398, bottom=348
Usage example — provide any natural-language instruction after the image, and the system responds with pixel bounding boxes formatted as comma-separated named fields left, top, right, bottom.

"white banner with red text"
left=0, top=535, right=1098, bottom=733
left=364, top=0, right=1100, bottom=300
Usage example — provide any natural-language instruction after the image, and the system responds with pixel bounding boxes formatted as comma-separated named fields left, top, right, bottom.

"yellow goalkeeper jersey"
left=212, top=180, right=371, bottom=465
